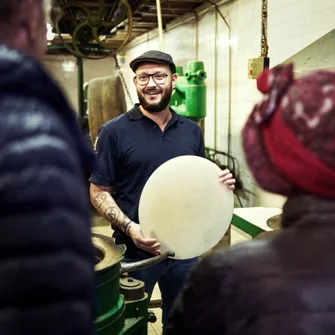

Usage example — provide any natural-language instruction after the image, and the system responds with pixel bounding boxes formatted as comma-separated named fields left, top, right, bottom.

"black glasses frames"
left=134, top=72, right=171, bottom=86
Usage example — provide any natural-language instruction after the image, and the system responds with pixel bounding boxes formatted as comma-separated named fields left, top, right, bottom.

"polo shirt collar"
left=128, top=103, right=184, bottom=123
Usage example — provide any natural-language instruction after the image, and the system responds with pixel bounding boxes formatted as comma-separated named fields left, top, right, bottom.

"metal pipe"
left=214, top=9, right=218, bottom=151
left=156, top=0, right=164, bottom=50
left=227, top=24, right=232, bottom=162
left=77, top=57, right=84, bottom=118
left=194, top=11, right=199, bottom=59
left=206, top=1, right=232, bottom=165
left=219, top=20, right=233, bottom=210
left=121, top=251, right=175, bottom=274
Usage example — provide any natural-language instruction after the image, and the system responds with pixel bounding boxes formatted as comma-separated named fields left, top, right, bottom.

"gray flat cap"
left=129, top=50, right=176, bottom=74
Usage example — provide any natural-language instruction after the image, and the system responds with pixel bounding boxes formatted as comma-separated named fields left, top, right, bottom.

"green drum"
left=92, top=233, right=174, bottom=335
left=170, top=61, right=207, bottom=121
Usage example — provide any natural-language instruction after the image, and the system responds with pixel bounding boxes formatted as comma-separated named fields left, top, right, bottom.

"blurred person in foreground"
left=165, top=63, right=335, bottom=335
left=0, top=1, right=96, bottom=334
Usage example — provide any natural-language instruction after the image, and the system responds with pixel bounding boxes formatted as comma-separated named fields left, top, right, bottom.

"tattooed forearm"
left=94, top=192, right=107, bottom=208
left=90, top=187, right=132, bottom=234
left=104, top=206, right=129, bottom=232
left=104, top=206, right=119, bottom=225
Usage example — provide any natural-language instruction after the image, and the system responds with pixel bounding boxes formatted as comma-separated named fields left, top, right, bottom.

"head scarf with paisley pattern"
left=242, top=63, right=335, bottom=198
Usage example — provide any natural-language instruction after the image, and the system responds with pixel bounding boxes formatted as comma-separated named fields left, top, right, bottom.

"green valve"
left=170, top=61, right=207, bottom=121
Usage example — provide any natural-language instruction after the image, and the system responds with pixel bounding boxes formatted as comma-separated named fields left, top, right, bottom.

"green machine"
left=93, top=233, right=174, bottom=334
left=170, top=61, right=207, bottom=121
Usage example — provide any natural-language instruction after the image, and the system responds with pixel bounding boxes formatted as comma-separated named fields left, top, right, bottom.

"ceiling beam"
left=146, top=7, right=192, bottom=14
left=123, top=0, right=233, bottom=51
left=127, top=21, right=158, bottom=27
left=140, top=12, right=176, bottom=17
left=161, top=0, right=205, bottom=3
left=142, top=3, right=197, bottom=10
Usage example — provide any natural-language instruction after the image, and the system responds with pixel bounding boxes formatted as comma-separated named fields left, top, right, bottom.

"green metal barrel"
left=93, top=236, right=126, bottom=334
left=92, top=234, right=172, bottom=334
left=170, top=61, right=207, bottom=121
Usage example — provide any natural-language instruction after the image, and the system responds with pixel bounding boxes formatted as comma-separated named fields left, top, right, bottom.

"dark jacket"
left=0, top=44, right=96, bottom=334
left=166, top=194, right=335, bottom=335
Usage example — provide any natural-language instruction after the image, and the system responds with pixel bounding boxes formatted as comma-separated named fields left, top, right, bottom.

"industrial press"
left=93, top=233, right=174, bottom=334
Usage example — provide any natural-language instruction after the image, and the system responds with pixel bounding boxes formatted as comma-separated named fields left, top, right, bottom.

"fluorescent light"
left=62, top=60, right=76, bottom=72
left=47, top=22, right=55, bottom=41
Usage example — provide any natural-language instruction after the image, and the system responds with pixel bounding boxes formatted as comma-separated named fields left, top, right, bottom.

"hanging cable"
left=113, top=55, right=134, bottom=106
left=261, top=0, right=269, bottom=57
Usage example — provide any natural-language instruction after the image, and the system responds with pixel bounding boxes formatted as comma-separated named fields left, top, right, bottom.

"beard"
left=137, top=84, right=173, bottom=113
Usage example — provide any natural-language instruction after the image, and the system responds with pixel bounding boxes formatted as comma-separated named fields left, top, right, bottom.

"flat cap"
left=129, top=50, right=176, bottom=74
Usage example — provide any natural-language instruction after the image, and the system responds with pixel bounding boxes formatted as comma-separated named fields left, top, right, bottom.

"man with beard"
left=89, top=50, right=235, bottom=332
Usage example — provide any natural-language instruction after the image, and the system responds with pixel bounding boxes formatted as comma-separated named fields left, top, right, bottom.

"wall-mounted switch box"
left=248, top=57, right=270, bottom=79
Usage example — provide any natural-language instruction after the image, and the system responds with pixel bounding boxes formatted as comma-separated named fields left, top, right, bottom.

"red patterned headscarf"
left=242, top=63, right=335, bottom=198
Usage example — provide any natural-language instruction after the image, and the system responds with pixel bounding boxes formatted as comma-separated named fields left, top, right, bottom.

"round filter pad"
left=139, top=155, right=234, bottom=260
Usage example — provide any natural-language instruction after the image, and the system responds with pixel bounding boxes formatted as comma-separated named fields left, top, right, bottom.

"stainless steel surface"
left=266, top=214, right=282, bottom=231
left=93, top=233, right=126, bottom=271
left=120, top=251, right=175, bottom=274
left=92, top=233, right=175, bottom=273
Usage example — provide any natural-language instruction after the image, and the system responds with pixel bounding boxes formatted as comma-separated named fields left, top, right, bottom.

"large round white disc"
left=139, top=155, right=234, bottom=260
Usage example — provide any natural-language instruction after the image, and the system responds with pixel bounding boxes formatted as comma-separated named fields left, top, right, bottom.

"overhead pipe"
left=156, top=0, right=164, bottom=50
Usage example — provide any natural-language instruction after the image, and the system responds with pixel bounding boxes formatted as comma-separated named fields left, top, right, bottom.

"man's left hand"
left=219, top=169, right=235, bottom=190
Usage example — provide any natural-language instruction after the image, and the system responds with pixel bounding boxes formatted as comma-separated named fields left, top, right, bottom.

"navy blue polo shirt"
left=89, top=103, right=205, bottom=257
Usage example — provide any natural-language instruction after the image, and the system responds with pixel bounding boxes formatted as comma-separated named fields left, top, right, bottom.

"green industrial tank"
left=92, top=233, right=173, bottom=334
left=170, top=61, right=207, bottom=121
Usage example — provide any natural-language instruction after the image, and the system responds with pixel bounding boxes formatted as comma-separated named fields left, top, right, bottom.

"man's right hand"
left=128, top=223, right=161, bottom=255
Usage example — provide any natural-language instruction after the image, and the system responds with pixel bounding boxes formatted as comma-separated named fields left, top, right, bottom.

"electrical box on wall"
left=248, top=57, right=270, bottom=79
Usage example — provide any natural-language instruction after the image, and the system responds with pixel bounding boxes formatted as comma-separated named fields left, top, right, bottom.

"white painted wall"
left=43, top=56, right=116, bottom=111
left=268, top=0, right=335, bottom=66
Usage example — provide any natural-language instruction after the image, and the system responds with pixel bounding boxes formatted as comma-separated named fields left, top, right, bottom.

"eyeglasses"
left=134, top=72, right=170, bottom=86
